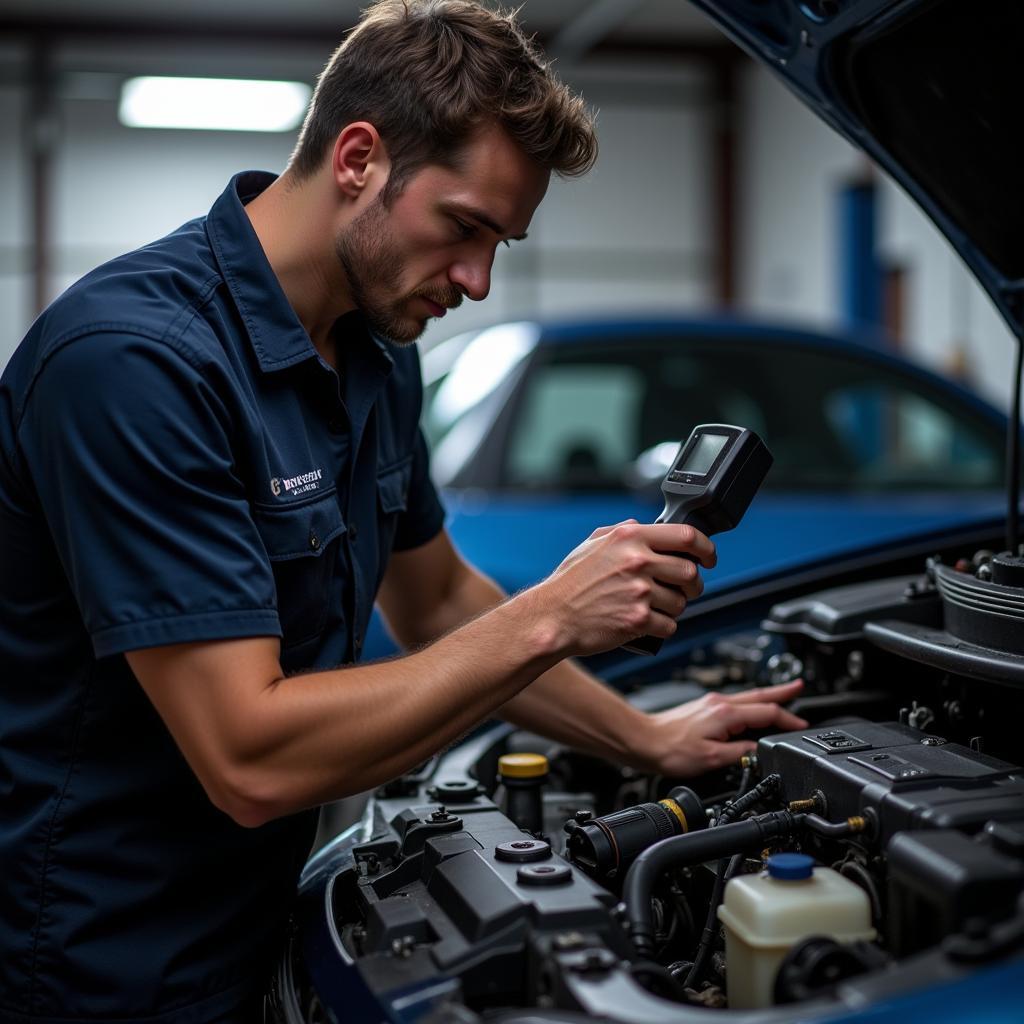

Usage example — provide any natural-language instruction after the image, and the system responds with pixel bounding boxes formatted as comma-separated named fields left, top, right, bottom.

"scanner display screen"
left=679, top=433, right=729, bottom=475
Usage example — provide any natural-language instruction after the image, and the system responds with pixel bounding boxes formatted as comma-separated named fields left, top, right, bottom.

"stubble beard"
left=334, top=196, right=462, bottom=346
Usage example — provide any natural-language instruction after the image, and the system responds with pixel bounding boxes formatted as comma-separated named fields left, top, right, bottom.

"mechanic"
left=0, top=2, right=806, bottom=1021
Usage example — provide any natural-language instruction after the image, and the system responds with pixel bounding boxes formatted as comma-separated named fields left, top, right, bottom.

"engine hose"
left=838, top=858, right=882, bottom=925
left=680, top=773, right=781, bottom=986
left=802, top=812, right=869, bottom=839
left=625, top=809, right=803, bottom=958
left=717, top=772, right=781, bottom=827
left=733, top=753, right=759, bottom=801
left=683, top=851, right=744, bottom=990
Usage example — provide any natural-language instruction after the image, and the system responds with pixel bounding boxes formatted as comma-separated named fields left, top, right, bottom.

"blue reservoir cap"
left=767, top=853, right=815, bottom=880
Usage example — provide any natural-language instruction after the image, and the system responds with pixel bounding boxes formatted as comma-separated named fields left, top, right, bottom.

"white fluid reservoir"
left=717, top=853, right=876, bottom=1009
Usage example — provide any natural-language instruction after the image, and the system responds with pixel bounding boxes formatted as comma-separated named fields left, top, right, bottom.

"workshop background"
left=0, top=0, right=1015, bottom=408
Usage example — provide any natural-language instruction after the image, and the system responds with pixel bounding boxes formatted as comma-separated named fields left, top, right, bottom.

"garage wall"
left=736, top=62, right=1017, bottom=412
left=0, top=44, right=30, bottom=360
left=425, top=62, right=717, bottom=346
left=51, top=103, right=296, bottom=298
left=0, top=49, right=715, bottom=368
left=878, top=174, right=1017, bottom=412
left=528, top=70, right=714, bottom=319
left=735, top=62, right=861, bottom=324
left=4, top=40, right=1016, bottom=414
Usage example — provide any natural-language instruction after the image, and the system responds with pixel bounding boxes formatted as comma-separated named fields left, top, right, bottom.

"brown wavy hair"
left=289, top=0, right=597, bottom=199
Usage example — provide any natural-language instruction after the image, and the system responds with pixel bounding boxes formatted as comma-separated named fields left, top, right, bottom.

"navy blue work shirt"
left=0, top=171, right=446, bottom=1023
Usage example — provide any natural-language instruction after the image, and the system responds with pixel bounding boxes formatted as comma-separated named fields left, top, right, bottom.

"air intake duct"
left=564, top=786, right=705, bottom=881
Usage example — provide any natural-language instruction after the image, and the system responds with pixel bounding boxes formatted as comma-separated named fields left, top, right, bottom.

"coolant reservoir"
left=717, top=853, right=875, bottom=1009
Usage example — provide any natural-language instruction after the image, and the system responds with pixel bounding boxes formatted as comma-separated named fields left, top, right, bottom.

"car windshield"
left=428, top=334, right=1004, bottom=494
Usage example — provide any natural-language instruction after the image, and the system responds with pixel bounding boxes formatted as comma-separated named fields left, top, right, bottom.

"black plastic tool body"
left=623, top=424, right=773, bottom=655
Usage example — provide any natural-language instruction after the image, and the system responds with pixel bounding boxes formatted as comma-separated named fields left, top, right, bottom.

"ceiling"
left=0, top=0, right=725, bottom=56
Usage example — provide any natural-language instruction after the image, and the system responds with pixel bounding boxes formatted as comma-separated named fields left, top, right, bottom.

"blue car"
left=288, top=0, right=1024, bottom=1021
left=365, top=316, right=1007, bottom=665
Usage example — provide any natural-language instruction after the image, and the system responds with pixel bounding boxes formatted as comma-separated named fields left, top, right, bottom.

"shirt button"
left=349, top=522, right=359, bottom=542
left=309, top=531, right=320, bottom=551
left=328, top=417, right=344, bottom=433
left=354, top=636, right=363, bottom=656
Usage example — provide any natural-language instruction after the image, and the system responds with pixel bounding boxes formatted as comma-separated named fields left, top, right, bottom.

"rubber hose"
left=624, top=810, right=802, bottom=958
left=683, top=851, right=745, bottom=990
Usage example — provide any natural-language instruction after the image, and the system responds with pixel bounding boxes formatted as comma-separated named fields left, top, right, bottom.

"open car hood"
left=689, top=0, right=1024, bottom=339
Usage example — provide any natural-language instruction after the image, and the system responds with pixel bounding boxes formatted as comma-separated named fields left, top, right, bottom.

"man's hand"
left=536, top=520, right=716, bottom=657
left=380, top=527, right=798, bottom=790
left=628, top=680, right=808, bottom=777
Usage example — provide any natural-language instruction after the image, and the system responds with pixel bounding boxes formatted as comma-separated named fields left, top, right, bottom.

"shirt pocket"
left=253, top=489, right=346, bottom=648
left=375, top=456, right=412, bottom=575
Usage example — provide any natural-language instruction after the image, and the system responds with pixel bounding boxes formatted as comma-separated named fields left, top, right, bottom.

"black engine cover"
left=757, top=719, right=1024, bottom=843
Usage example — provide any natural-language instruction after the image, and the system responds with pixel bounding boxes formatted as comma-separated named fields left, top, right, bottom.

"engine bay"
left=277, top=546, right=1024, bottom=1022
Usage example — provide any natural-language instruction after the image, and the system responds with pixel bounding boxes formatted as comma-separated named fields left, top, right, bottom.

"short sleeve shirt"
left=0, top=171, right=445, bottom=1022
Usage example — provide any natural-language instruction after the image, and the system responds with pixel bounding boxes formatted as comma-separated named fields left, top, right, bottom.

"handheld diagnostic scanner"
left=623, top=424, right=773, bottom=656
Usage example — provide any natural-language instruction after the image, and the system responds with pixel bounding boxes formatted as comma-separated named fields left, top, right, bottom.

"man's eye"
left=453, top=219, right=475, bottom=239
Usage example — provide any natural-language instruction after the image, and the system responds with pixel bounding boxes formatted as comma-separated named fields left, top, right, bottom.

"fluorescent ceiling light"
left=119, top=77, right=311, bottom=132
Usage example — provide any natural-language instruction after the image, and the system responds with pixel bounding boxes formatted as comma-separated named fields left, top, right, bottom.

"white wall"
left=0, top=49, right=716, bottom=366
left=0, top=51, right=31, bottom=357
left=421, top=62, right=716, bottom=347
left=736, top=62, right=1017, bottom=411
left=879, top=174, right=1017, bottom=409
left=736, top=63, right=861, bottom=323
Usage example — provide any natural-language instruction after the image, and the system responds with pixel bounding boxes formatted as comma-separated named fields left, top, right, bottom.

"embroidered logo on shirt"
left=270, top=469, right=323, bottom=497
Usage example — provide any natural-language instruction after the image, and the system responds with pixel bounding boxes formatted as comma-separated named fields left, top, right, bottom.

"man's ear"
left=331, top=122, right=390, bottom=200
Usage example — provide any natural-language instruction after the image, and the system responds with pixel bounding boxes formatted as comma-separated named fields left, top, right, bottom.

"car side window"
left=505, top=364, right=644, bottom=488
left=824, top=384, right=1000, bottom=487
left=440, top=333, right=1005, bottom=494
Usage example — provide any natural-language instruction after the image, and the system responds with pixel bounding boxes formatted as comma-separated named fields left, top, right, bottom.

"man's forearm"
left=130, top=587, right=567, bottom=827
left=134, top=522, right=722, bottom=828
left=497, top=659, right=648, bottom=766
left=256, top=596, right=563, bottom=810
left=395, top=563, right=648, bottom=767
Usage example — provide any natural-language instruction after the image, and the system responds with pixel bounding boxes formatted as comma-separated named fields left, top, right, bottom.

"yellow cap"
left=498, top=753, right=549, bottom=779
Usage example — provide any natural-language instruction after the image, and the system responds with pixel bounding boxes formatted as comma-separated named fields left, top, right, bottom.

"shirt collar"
left=201, top=174, right=350, bottom=378
left=206, top=170, right=393, bottom=377
left=206, top=171, right=314, bottom=372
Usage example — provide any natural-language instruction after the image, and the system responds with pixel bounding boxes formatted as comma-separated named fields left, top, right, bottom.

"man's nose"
left=449, top=253, right=493, bottom=302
